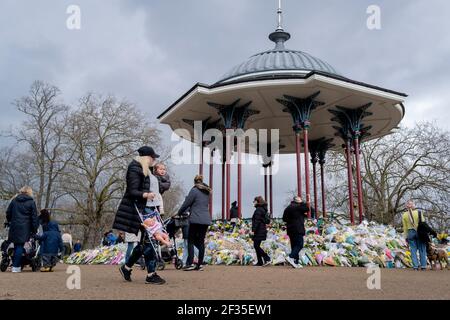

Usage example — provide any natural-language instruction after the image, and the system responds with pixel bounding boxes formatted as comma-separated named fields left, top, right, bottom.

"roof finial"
left=269, top=0, right=290, bottom=50
left=277, top=0, right=283, bottom=31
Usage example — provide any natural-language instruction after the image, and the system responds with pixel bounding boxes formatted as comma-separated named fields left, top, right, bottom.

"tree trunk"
left=37, top=127, right=46, bottom=210
left=44, top=162, right=55, bottom=209
left=83, top=220, right=103, bottom=249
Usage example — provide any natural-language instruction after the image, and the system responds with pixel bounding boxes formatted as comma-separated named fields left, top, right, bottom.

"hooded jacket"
left=6, top=194, right=39, bottom=244
left=177, top=183, right=212, bottom=226
left=36, top=221, right=64, bottom=255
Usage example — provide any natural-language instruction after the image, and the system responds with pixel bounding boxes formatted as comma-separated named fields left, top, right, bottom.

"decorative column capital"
left=293, top=124, right=302, bottom=135
left=312, top=138, right=334, bottom=165
left=207, top=99, right=260, bottom=130
left=329, top=103, right=373, bottom=144
left=276, top=91, right=324, bottom=132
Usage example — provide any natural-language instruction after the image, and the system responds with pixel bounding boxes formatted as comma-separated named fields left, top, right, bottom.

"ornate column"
left=330, top=103, right=372, bottom=224
left=208, top=99, right=259, bottom=220
left=309, top=146, right=318, bottom=219
left=208, top=148, right=214, bottom=218
left=276, top=92, right=324, bottom=218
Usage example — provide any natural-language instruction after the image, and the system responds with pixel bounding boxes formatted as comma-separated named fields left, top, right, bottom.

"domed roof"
left=216, top=28, right=341, bottom=84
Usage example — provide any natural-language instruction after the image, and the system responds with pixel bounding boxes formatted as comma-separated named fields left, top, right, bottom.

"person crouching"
left=35, top=220, right=64, bottom=272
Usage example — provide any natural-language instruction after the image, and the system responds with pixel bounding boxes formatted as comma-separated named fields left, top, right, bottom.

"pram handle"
left=173, top=212, right=190, bottom=219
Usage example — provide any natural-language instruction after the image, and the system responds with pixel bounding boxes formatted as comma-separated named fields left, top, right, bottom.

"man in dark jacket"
left=230, top=201, right=239, bottom=220
left=114, top=146, right=166, bottom=285
left=35, top=221, right=64, bottom=272
left=283, top=196, right=308, bottom=268
left=178, top=175, right=212, bottom=271
left=6, top=187, right=39, bottom=273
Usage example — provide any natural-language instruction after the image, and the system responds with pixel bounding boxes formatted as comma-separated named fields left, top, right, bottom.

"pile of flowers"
left=64, top=219, right=450, bottom=268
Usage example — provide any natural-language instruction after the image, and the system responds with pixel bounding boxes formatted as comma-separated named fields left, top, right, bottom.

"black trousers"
left=288, top=233, right=304, bottom=263
left=253, top=239, right=270, bottom=265
left=187, top=224, right=208, bottom=266
left=63, top=243, right=72, bottom=256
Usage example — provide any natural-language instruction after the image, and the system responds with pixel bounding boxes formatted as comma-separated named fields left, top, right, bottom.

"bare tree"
left=161, top=177, right=184, bottom=217
left=326, top=122, right=450, bottom=229
left=0, top=147, right=35, bottom=201
left=13, top=81, right=71, bottom=209
left=2, top=83, right=186, bottom=247
left=61, top=94, right=161, bottom=247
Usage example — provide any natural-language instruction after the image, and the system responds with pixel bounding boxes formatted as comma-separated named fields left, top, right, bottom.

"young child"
left=149, top=163, right=168, bottom=217
left=35, top=221, right=64, bottom=272
left=154, top=163, right=171, bottom=195
left=142, top=215, right=171, bottom=247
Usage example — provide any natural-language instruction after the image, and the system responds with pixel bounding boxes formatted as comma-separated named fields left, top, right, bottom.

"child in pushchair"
left=138, top=207, right=183, bottom=270
left=1, top=236, right=41, bottom=272
left=142, top=215, right=172, bottom=247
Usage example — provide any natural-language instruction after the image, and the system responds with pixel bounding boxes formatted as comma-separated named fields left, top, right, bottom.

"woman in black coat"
left=251, top=196, right=271, bottom=266
left=113, top=146, right=166, bottom=285
left=6, top=186, right=39, bottom=272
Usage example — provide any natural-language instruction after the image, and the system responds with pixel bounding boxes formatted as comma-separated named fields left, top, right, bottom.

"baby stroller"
left=134, top=205, right=183, bottom=271
left=163, top=212, right=190, bottom=269
left=1, top=237, right=41, bottom=272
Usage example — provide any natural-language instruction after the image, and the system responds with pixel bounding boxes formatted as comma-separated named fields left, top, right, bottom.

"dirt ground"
left=0, top=264, right=449, bottom=300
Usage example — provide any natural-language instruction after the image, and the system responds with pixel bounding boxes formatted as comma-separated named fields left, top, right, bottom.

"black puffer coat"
left=252, top=203, right=268, bottom=241
left=6, top=194, right=39, bottom=244
left=282, top=201, right=308, bottom=236
left=113, top=160, right=151, bottom=234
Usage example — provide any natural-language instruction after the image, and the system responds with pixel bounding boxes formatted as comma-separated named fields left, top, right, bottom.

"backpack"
left=417, top=211, right=435, bottom=244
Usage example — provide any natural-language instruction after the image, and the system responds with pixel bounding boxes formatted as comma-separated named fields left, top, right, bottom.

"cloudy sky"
left=1, top=0, right=449, bottom=217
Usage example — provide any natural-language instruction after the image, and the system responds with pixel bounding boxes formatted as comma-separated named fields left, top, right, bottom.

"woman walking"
left=178, top=175, right=212, bottom=271
left=113, top=146, right=166, bottom=285
left=251, top=196, right=271, bottom=266
left=5, top=186, right=39, bottom=273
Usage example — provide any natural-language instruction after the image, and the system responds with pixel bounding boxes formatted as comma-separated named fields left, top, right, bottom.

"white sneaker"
left=262, top=259, right=271, bottom=267
left=11, top=267, right=21, bottom=273
left=285, top=257, right=299, bottom=269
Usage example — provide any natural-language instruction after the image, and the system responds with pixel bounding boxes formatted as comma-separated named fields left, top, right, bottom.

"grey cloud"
left=0, top=0, right=449, bottom=216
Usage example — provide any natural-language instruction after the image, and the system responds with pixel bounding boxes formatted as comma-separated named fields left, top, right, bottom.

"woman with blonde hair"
left=6, top=186, right=39, bottom=273
left=113, top=146, right=166, bottom=285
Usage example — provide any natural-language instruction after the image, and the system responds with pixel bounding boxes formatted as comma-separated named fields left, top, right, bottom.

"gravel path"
left=0, top=264, right=449, bottom=300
